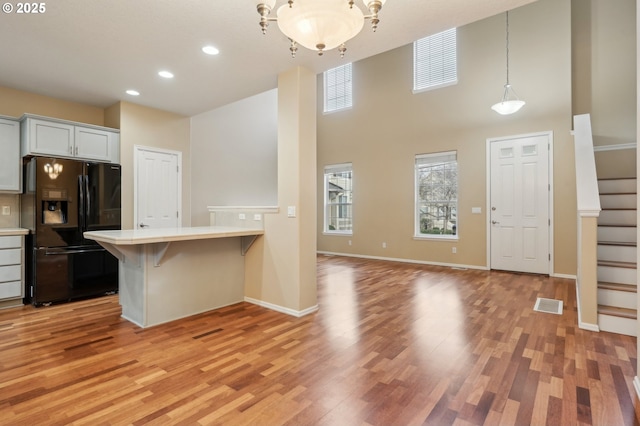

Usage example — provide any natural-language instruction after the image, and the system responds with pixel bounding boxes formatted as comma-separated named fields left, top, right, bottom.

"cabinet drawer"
left=0, top=280, right=22, bottom=299
left=0, top=249, right=21, bottom=265
left=0, top=236, right=21, bottom=249
left=0, top=265, right=20, bottom=283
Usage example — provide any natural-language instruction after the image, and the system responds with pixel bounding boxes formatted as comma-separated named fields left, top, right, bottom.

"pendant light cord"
left=505, top=11, right=510, bottom=86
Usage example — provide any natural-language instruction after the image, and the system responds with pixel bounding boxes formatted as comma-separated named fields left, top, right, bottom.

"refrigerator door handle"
left=85, top=174, right=91, bottom=223
left=78, top=175, right=85, bottom=232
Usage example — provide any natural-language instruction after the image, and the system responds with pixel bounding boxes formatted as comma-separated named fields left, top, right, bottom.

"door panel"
left=490, top=134, right=550, bottom=274
left=135, top=147, right=180, bottom=229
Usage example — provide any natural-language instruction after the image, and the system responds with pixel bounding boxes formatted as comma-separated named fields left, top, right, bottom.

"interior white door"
left=490, top=134, right=550, bottom=274
left=135, top=147, right=181, bottom=229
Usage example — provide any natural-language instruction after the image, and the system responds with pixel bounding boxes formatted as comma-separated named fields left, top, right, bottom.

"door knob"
left=491, top=220, right=499, bottom=225
left=139, top=223, right=148, bottom=228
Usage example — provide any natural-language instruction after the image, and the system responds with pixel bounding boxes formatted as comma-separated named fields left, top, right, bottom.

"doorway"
left=486, top=132, right=553, bottom=274
left=134, top=145, right=182, bottom=229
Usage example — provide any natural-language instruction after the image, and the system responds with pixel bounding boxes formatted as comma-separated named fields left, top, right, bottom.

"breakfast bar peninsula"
left=84, top=226, right=263, bottom=328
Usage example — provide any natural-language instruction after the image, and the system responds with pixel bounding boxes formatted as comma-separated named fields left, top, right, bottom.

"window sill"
left=323, top=231, right=353, bottom=236
left=413, top=235, right=459, bottom=241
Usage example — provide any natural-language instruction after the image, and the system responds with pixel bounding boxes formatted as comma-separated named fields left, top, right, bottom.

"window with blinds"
left=415, top=151, right=458, bottom=238
left=413, top=28, right=457, bottom=93
left=324, top=163, right=353, bottom=234
left=324, top=63, right=353, bottom=113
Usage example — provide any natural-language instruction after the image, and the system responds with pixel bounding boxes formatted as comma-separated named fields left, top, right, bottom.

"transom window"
left=413, top=28, right=457, bottom=93
left=415, top=151, right=458, bottom=238
left=324, top=63, right=353, bottom=113
left=324, top=163, right=353, bottom=234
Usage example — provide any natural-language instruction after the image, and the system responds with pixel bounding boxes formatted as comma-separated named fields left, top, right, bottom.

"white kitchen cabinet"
left=21, top=115, right=120, bottom=163
left=0, top=234, right=24, bottom=307
left=0, top=117, right=20, bottom=192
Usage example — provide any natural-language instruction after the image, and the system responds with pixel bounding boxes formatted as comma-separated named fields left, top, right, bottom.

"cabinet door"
left=29, top=118, right=75, bottom=157
left=75, top=127, right=112, bottom=162
left=0, top=118, right=20, bottom=192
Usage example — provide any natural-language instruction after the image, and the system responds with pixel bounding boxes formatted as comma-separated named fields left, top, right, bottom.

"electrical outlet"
left=382, top=242, right=387, bottom=248
left=253, top=213, right=262, bottom=221
left=238, top=213, right=246, bottom=220
left=1, top=206, right=9, bottom=216
left=452, top=247, right=457, bottom=254
left=348, top=240, right=352, bottom=246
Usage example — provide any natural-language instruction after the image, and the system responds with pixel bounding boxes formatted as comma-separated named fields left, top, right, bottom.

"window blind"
left=324, top=63, right=353, bottom=113
left=416, top=151, right=457, bottom=166
left=413, top=28, right=457, bottom=92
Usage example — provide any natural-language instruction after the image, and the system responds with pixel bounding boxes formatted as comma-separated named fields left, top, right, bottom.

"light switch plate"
left=253, top=213, right=262, bottom=221
left=287, top=206, right=296, bottom=218
left=472, top=207, right=482, bottom=214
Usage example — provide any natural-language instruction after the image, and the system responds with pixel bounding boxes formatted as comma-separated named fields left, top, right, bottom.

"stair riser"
left=598, top=179, right=637, bottom=194
left=598, top=313, right=637, bottom=336
left=600, top=194, right=637, bottom=209
left=598, top=226, right=637, bottom=244
left=598, top=288, right=637, bottom=310
left=597, top=265, right=637, bottom=285
left=599, top=210, right=637, bottom=226
left=597, top=245, right=637, bottom=263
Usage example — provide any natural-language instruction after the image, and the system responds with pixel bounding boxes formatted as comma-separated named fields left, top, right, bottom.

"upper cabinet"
left=21, top=115, right=120, bottom=164
left=0, top=117, right=20, bottom=193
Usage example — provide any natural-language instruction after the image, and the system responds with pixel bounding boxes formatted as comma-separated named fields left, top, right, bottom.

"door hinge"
left=176, top=211, right=179, bottom=218
left=30, top=286, right=33, bottom=297
left=549, top=254, right=551, bottom=261
left=549, top=219, right=551, bottom=225
left=177, top=165, right=179, bottom=173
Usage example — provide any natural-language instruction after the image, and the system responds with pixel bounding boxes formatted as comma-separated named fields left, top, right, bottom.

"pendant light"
left=491, top=11, right=525, bottom=115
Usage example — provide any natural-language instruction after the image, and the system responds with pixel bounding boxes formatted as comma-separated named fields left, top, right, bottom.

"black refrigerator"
left=21, top=157, right=121, bottom=305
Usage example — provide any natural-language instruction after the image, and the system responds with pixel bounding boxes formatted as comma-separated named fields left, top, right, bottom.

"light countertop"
left=0, top=228, right=29, bottom=236
left=84, top=226, right=264, bottom=246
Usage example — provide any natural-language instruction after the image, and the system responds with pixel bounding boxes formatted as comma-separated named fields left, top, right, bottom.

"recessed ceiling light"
left=126, top=89, right=140, bottom=96
left=158, top=70, right=174, bottom=79
left=202, top=45, right=220, bottom=55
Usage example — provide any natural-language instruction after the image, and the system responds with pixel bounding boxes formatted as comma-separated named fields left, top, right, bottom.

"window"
left=324, top=163, right=353, bottom=234
left=413, top=28, right=457, bottom=93
left=415, top=152, right=457, bottom=238
left=324, top=63, right=353, bottom=113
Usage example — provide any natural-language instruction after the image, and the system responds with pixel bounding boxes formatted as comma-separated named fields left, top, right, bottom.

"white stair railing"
left=573, top=113, right=601, bottom=331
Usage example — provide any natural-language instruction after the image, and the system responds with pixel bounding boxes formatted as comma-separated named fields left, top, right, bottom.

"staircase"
left=596, top=178, right=637, bottom=336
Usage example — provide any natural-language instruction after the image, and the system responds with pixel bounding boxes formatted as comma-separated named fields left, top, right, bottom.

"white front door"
left=134, top=146, right=181, bottom=229
left=489, top=133, right=551, bottom=274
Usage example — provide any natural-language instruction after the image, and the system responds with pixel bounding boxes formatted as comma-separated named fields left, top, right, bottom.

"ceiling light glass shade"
left=276, top=0, right=364, bottom=53
left=491, top=84, right=525, bottom=115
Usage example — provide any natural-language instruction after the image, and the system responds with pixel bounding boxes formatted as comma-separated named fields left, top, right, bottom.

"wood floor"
left=0, top=254, right=639, bottom=425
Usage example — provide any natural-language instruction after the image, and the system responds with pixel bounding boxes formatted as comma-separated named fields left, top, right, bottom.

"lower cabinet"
left=0, top=235, right=24, bottom=308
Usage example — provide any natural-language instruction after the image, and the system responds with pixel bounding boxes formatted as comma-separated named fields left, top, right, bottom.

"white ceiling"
left=0, top=0, right=536, bottom=117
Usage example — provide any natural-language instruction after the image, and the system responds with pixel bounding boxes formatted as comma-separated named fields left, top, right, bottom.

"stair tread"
left=598, top=241, right=637, bottom=247
left=598, top=305, right=637, bottom=319
left=598, top=282, right=637, bottom=292
left=598, top=178, right=637, bottom=181
left=601, top=208, right=637, bottom=211
left=598, top=224, right=637, bottom=228
left=598, top=260, right=637, bottom=269
left=599, top=191, right=638, bottom=195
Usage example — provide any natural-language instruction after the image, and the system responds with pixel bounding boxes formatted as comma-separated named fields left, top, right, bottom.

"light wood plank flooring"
left=0, top=254, right=638, bottom=425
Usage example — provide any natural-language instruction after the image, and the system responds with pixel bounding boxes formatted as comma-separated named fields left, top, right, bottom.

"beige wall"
left=573, top=0, right=637, bottom=179
left=117, top=102, right=191, bottom=229
left=0, top=85, right=104, bottom=125
left=317, top=0, right=576, bottom=275
left=245, top=67, right=317, bottom=313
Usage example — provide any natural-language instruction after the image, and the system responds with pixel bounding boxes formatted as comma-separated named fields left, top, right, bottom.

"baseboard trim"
left=317, top=251, right=489, bottom=271
left=244, top=297, right=319, bottom=318
left=551, top=273, right=577, bottom=280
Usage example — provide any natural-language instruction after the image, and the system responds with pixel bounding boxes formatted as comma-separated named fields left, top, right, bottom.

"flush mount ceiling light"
left=126, top=89, right=140, bottom=96
left=158, top=70, right=174, bottom=79
left=202, top=45, right=220, bottom=55
left=491, top=11, right=525, bottom=115
left=256, top=0, right=387, bottom=58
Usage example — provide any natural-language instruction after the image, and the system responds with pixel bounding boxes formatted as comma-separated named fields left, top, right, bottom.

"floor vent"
left=534, top=297, right=563, bottom=315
